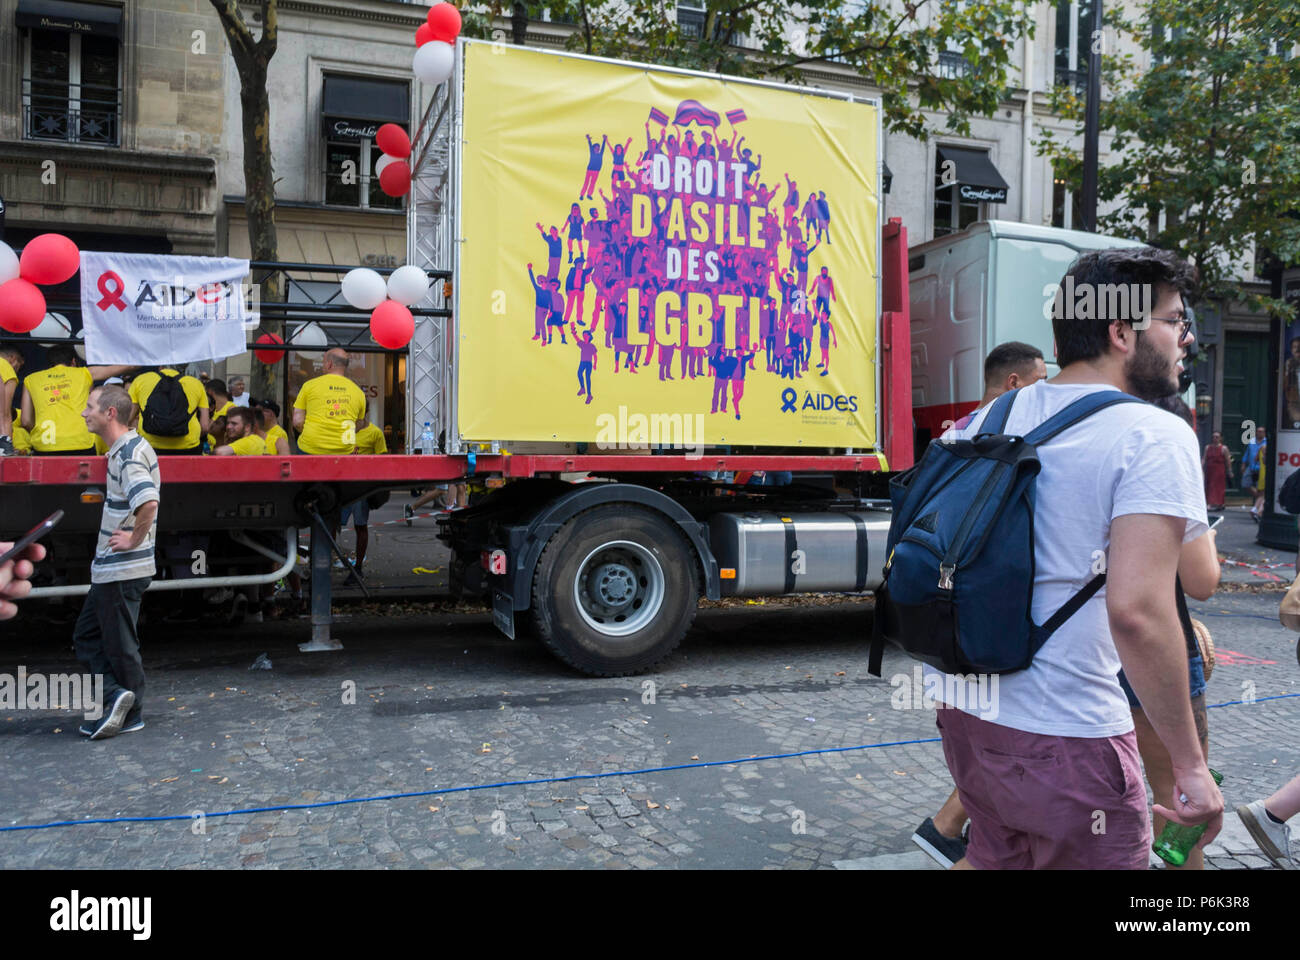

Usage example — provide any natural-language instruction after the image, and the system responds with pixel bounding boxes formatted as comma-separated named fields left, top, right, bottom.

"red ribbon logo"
left=96, top=271, right=127, bottom=311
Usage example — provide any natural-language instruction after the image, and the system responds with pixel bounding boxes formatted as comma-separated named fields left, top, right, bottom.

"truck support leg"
left=299, top=509, right=344, bottom=652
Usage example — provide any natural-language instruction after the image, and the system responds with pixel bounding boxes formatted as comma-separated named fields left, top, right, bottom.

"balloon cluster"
left=379, top=3, right=462, bottom=199
left=0, top=234, right=81, bottom=334
left=342, top=265, right=428, bottom=350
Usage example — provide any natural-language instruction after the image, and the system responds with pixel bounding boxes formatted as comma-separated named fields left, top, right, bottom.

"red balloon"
left=379, top=160, right=412, bottom=197
left=370, top=300, right=414, bottom=350
left=19, top=233, right=80, bottom=286
left=375, top=123, right=411, bottom=160
left=0, top=278, right=47, bottom=333
left=254, top=332, right=285, bottom=364
left=427, top=2, right=461, bottom=42
left=415, top=22, right=436, bottom=47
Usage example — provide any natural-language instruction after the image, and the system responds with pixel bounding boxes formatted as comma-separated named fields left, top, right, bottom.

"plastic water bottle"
left=1152, top=767, right=1224, bottom=866
left=416, top=422, right=435, bottom=455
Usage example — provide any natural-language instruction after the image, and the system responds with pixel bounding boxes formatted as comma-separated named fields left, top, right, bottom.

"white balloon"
left=387, top=265, right=430, bottom=306
left=289, top=322, right=329, bottom=348
left=375, top=154, right=399, bottom=178
left=32, top=311, right=72, bottom=339
left=413, top=41, right=454, bottom=85
left=0, top=242, right=18, bottom=284
left=340, top=268, right=388, bottom=310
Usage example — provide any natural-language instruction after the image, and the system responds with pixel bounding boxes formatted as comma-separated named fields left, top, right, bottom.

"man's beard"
left=1125, top=333, right=1179, bottom=400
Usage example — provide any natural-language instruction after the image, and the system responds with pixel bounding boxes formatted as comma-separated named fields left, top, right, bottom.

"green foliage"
left=1037, top=0, right=1300, bottom=316
left=463, top=0, right=1037, bottom=140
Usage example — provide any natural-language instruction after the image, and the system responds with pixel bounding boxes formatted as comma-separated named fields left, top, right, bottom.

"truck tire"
left=531, top=505, right=699, bottom=676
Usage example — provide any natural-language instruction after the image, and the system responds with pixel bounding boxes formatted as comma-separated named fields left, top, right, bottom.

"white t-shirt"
left=231, top=392, right=250, bottom=407
left=922, top=380, right=1208, bottom=739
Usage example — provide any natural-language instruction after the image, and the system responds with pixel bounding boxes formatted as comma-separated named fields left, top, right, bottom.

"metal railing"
left=935, top=50, right=974, bottom=79
left=21, top=78, right=121, bottom=146
left=1054, top=67, right=1088, bottom=96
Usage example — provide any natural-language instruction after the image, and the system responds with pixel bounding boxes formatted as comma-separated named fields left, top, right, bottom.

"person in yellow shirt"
left=292, top=348, right=366, bottom=455
left=12, top=408, right=31, bottom=454
left=214, top=408, right=266, bottom=455
left=20, top=346, right=132, bottom=455
left=254, top=400, right=291, bottom=455
left=128, top=367, right=210, bottom=455
left=1, top=347, right=22, bottom=456
left=206, top=379, right=235, bottom=451
left=352, top=416, right=388, bottom=455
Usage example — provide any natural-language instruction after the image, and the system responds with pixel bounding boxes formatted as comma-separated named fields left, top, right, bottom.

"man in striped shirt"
left=75, top=384, right=160, bottom=740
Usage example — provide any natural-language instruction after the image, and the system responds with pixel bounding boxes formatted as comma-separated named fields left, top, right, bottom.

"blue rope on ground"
left=4, top=694, right=1298, bottom=834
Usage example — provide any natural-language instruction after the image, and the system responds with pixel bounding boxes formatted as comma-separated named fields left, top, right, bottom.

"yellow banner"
left=457, top=42, right=879, bottom=449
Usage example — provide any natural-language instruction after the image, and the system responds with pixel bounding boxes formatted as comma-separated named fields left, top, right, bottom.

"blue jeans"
left=1117, top=653, right=1206, bottom=710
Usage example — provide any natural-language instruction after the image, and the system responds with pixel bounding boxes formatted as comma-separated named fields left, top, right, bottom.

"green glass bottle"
left=1152, top=767, right=1224, bottom=866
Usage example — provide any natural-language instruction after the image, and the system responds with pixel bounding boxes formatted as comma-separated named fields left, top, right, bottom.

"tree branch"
left=208, top=0, right=253, bottom=59
left=257, top=0, right=279, bottom=61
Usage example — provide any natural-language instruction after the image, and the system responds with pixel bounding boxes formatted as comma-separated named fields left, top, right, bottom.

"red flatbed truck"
left=2, top=43, right=913, bottom=676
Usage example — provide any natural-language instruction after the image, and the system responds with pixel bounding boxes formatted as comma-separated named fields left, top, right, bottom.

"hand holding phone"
left=0, top=510, right=62, bottom=620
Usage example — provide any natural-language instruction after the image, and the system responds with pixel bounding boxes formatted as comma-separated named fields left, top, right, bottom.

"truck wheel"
left=531, top=506, right=699, bottom=676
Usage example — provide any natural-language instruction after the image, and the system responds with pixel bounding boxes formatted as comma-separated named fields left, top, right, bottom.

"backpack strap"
left=979, top=386, right=1020, bottom=435
left=1023, top=390, right=1143, bottom=446
left=1038, top=572, right=1107, bottom=637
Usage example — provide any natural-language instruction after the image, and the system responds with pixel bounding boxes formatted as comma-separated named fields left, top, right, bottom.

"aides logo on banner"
left=780, top=388, right=859, bottom=413
left=95, top=271, right=255, bottom=325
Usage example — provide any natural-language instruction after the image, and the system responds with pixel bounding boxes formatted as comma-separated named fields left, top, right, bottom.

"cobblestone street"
left=3, top=559, right=1296, bottom=870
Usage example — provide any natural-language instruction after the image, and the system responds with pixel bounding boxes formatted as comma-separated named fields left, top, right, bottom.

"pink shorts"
left=936, top=705, right=1150, bottom=869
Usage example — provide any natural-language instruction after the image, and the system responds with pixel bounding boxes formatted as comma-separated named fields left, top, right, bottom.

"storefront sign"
left=326, top=118, right=380, bottom=142
left=958, top=184, right=1007, bottom=203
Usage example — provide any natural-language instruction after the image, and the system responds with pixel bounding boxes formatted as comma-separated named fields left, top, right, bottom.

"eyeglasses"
left=1125, top=312, right=1194, bottom=343
left=1147, top=315, right=1194, bottom=343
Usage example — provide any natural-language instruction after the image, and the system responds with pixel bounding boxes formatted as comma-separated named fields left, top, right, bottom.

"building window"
left=22, top=27, right=121, bottom=145
left=321, top=75, right=410, bottom=211
left=1051, top=169, right=1084, bottom=230
left=324, top=136, right=402, bottom=211
left=934, top=169, right=982, bottom=238
left=1054, top=0, right=1092, bottom=94
left=677, top=1, right=706, bottom=39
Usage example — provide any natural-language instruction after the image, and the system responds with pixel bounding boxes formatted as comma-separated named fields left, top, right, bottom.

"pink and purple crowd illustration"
left=526, top=99, right=837, bottom=419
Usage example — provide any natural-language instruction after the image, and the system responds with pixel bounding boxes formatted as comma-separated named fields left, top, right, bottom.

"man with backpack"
left=875, top=247, right=1222, bottom=869
left=128, top=366, right=210, bottom=455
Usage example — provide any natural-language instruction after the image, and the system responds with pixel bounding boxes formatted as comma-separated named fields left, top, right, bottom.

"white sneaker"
left=1237, top=800, right=1293, bottom=868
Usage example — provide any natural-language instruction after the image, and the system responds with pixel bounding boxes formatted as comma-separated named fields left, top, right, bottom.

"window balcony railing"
left=22, top=78, right=121, bottom=146
left=1054, top=67, right=1089, bottom=96
left=935, top=50, right=974, bottom=79
left=677, top=7, right=706, bottom=40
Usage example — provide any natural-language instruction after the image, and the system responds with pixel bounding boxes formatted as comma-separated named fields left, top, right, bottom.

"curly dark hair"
left=1053, top=247, right=1199, bottom=368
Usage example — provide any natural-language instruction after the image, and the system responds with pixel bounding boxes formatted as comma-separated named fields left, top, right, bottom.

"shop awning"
left=16, top=0, right=122, bottom=38
left=882, top=160, right=892, bottom=195
left=322, top=75, right=410, bottom=138
left=936, top=145, right=1010, bottom=203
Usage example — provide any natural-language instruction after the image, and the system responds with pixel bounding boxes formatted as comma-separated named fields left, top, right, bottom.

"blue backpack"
left=868, top=387, right=1143, bottom=677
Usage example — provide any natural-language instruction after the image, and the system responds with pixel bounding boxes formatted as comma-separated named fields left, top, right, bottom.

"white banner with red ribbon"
left=79, top=252, right=256, bottom=365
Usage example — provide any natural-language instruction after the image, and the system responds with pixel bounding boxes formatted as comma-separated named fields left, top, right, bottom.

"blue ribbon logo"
left=780, top=388, right=797, bottom=413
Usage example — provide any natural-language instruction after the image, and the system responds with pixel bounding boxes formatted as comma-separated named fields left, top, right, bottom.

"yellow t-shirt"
left=23, top=365, right=94, bottom=452
left=294, top=374, right=366, bottom=455
left=93, top=433, right=109, bottom=455
left=261, top=423, right=290, bottom=455
left=128, top=368, right=209, bottom=450
left=0, top=357, right=16, bottom=389
left=207, top=399, right=235, bottom=449
left=12, top=409, right=30, bottom=453
left=228, top=434, right=266, bottom=456
left=354, top=423, right=388, bottom=455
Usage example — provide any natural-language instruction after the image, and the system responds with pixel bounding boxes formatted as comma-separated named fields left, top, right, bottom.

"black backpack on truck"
left=142, top=370, right=192, bottom=437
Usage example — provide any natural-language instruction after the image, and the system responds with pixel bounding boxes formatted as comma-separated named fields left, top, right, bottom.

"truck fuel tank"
left=709, top=510, right=891, bottom=596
